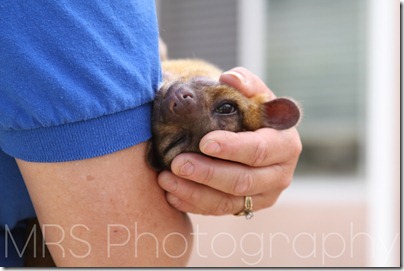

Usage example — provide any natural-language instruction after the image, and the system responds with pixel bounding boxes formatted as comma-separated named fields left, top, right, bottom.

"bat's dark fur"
left=147, top=59, right=301, bottom=171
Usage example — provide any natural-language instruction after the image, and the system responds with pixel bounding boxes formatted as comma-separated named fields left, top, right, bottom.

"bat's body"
left=147, top=59, right=301, bottom=171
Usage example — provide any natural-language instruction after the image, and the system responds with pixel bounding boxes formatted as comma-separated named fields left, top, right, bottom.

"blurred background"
left=156, top=0, right=400, bottom=267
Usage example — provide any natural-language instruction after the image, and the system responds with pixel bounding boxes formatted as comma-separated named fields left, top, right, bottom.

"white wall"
left=366, top=0, right=400, bottom=266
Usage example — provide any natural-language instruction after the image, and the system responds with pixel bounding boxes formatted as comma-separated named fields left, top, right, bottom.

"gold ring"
left=234, top=196, right=254, bottom=220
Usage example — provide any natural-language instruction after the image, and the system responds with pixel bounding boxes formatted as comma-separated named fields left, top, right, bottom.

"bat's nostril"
left=175, top=85, right=195, bottom=101
left=182, top=94, right=193, bottom=99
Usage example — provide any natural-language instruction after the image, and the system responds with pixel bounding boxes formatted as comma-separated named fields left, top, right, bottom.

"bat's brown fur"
left=147, top=59, right=300, bottom=171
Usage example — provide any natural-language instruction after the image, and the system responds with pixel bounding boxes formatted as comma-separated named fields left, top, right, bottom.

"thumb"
left=219, top=67, right=276, bottom=100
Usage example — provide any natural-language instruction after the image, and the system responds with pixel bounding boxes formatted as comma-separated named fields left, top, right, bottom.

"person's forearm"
left=17, top=143, right=192, bottom=267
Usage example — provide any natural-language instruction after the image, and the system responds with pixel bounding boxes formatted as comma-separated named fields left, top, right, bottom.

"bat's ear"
left=146, top=141, right=165, bottom=172
left=262, top=98, right=301, bottom=130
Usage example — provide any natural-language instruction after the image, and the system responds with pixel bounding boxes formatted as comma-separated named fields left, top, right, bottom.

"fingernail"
left=201, top=140, right=221, bottom=155
left=166, top=193, right=181, bottom=207
left=222, top=70, right=247, bottom=84
left=160, top=177, right=178, bottom=192
left=179, top=161, right=194, bottom=177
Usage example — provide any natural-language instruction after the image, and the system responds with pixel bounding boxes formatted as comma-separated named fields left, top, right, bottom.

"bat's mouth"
left=162, top=134, right=187, bottom=157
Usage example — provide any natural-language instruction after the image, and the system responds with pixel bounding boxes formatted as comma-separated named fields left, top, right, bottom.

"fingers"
left=158, top=171, right=239, bottom=215
left=217, top=68, right=302, bottom=168
left=200, top=127, right=302, bottom=167
left=157, top=67, right=302, bottom=217
left=158, top=170, right=284, bottom=215
left=220, top=67, right=276, bottom=99
left=169, top=153, right=293, bottom=197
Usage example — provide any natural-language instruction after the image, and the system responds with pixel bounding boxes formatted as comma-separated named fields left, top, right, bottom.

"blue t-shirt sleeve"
left=0, top=0, right=161, bottom=162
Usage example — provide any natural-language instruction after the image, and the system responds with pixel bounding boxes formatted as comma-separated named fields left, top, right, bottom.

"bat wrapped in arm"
left=147, top=59, right=301, bottom=171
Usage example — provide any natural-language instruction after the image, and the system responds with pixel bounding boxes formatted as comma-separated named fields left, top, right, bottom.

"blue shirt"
left=0, top=1, right=160, bottom=266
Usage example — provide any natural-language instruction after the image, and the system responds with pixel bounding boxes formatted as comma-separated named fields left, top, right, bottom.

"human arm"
left=157, top=67, right=302, bottom=215
left=16, top=143, right=192, bottom=267
left=1, top=1, right=192, bottom=266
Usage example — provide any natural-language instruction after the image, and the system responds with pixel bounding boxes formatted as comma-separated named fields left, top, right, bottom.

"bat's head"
left=146, top=61, right=301, bottom=171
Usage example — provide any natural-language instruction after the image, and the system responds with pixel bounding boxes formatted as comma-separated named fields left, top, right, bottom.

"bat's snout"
left=163, top=83, right=197, bottom=115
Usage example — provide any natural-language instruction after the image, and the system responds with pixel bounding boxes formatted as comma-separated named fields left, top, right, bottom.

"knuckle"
left=292, top=137, right=303, bottom=157
left=213, top=196, right=235, bottom=215
left=251, top=136, right=270, bottom=166
left=288, top=130, right=303, bottom=158
left=279, top=175, right=293, bottom=190
left=201, top=164, right=215, bottom=186
left=275, top=165, right=293, bottom=190
left=233, top=169, right=254, bottom=195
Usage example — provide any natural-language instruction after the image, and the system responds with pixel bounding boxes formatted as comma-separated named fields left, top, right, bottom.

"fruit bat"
left=147, top=59, right=301, bottom=171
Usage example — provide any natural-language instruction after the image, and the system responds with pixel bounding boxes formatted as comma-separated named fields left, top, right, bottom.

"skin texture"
left=16, top=143, right=193, bottom=267
left=157, top=67, right=302, bottom=215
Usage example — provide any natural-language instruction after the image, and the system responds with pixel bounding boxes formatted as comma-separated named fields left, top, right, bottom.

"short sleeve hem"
left=0, top=103, right=152, bottom=162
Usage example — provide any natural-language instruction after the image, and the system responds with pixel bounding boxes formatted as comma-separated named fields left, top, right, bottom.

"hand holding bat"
left=150, top=59, right=302, bottom=216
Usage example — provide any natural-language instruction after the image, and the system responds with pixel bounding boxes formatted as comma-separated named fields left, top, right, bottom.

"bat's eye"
left=215, top=103, right=237, bottom=115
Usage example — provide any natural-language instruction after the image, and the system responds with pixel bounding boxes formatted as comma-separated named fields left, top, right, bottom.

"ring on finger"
left=234, top=196, right=254, bottom=220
